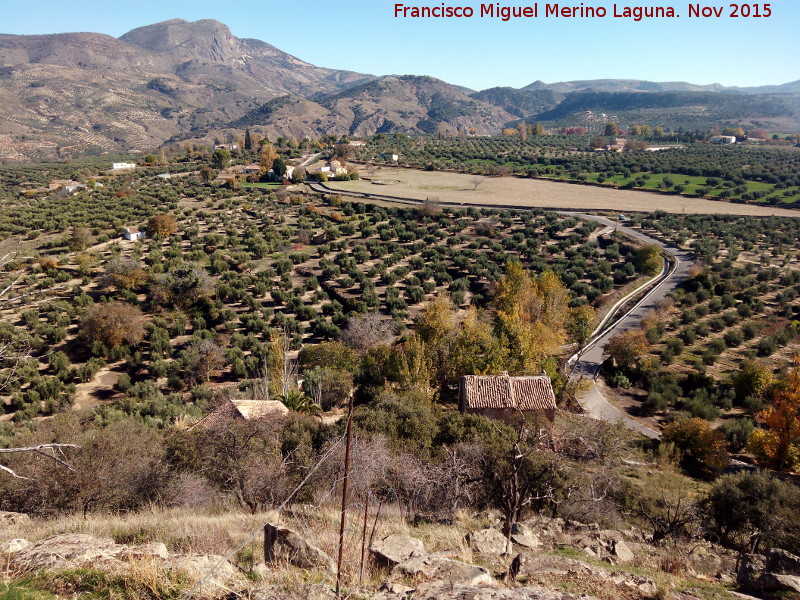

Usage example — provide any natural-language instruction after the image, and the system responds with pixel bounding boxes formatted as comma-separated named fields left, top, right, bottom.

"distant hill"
left=522, top=78, right=800, bottom=95
left=530, top=90, right=800, bottom=131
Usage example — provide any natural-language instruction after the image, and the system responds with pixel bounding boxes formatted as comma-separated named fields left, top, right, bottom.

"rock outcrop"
left=469, top=528, right=510, bottom=555
left=370, top=533, right=425, bottom=566
left=392, top=554, right=494, bottom=586
left=738, top=548, right=800, bottom=596
left=263, top=522, right=334, bottom=572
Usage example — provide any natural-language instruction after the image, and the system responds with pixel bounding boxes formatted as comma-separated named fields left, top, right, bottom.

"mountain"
left=522, top=78, right=800, bottom=95
left=0, top=19, right=798, bottom=162
left=192, top=75, right=516, bottom=141
left=530, top=90, right=800, bottom=131
left=523, top=79, right=731, bottom=94
left=0, top=19, right=373, bottom=162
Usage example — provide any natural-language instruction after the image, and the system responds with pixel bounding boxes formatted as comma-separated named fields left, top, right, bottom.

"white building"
left=121, top=226, right=144, bottom=241
left=710, top=136, right=736, bottom=145
left=112, top=162, right=137, bottom=170
left=380, top=153, right=399, bottom=162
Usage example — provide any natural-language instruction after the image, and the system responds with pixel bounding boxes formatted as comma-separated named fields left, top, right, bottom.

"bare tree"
left=470, top=176, right=484, bottom=191
left=0, top=444, right=79, bottom=480
left=341, top=313, right=396, bottom=352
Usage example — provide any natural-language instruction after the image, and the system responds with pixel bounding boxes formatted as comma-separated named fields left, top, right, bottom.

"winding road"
left=308, top=181, right=696, bottom=438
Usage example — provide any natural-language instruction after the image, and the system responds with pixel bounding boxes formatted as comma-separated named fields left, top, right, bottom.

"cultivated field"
left=326, top=167, right=800, bottom=217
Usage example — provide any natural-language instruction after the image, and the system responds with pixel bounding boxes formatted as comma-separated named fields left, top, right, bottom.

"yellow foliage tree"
left=260, top=143, right=277, bottom=171
left=493, top=263, right=569, bottom=374
left=606, top=329, right=650, bottom=368
left=748, top=366, right=800, bottom=471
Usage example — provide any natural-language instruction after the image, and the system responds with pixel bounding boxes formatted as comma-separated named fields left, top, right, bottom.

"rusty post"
left=335, top=396, right=354, bottom=596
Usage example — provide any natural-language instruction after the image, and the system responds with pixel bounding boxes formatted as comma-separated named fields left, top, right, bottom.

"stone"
left=167, top=553, right=246, bottom=597
left=766, top=548, right=800, bottom=576
left=392, top=555, right=494, bottom=586
left=0, top=511, right=31, bottom=526
left=610, top=572, right=658, bottom=595
left=468, top=528, right=509, bottom=555
left=370, top=533, right=425, bottom=566
left=510, top=524, right=541, bottom=550
left=757, top=573, right=800, bottom=594
left=737, top=553, right=767, bottom=590
left=10, top=533, right=129, bottom=573
left=381, top=582, right=414, bottom=594
left=251, top=562, right=269, bottom=580
left=127, top=542, right=169, bottom=559
left=510, top=553, right=607, bottom=580
left=610, top=539, right=635, bottom=563
left=263, top=522, right=334, bottom=572
left=407, top=582, right=601, bottom=600
left=0, top=539, right=31, bottom=554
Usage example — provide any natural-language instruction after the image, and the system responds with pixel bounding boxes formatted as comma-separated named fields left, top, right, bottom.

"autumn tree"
left=604, top=122, right=619, bottom=136
left=517, top=122, right=528, bottom=142
left=260, top=143, right=277, bottom=171
left=663, top=417, right=730, bottom=476
left=146, top=214, right=177, bottom=238
left=748, top=365, right=800, bottom=471
left=605, top=329, right=649, bottom=369
left=81, top=301, right=146, bottom=353
left=102, top=258, right=148, bottom=291
left=567, top=304, right=596, bottom=349
left=448, top=307, right=507, bottom=379
left=341, top=313, right=395, bottom=352
left=634, top=245, right=663, bottom=275
left=492, top=264, right=570, bottom=374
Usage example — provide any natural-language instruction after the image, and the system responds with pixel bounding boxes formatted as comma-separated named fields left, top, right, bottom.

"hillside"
left=1, top=18, right=799, bottom=161
left=0, top=19, right=372, bottom=162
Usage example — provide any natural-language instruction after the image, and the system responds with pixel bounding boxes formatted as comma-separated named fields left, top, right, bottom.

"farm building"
left=191, top=398, right=289, bottom=430
left=459, top=372, right=556, bottom=422
left=121, top=226, right=144, bottom=241
left=710, top=136, right=736, bottom=145
left=380, top=153, right=399, bottom=162
left=112, top=162, right=137, bottom=170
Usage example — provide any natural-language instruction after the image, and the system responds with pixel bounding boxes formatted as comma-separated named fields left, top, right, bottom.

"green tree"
left=634, top=245, right=663, bottom=275
left=244, top=128, right=253, bottom=150
left=272, top=157, right=287, bottom=178
left=211, top=148, right=231, bottom=169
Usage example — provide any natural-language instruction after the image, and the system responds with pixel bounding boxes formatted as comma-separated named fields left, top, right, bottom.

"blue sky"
left=2, top=0, right=798, bottom=91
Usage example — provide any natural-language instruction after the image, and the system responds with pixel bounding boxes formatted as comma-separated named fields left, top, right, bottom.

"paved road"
left=307, top=183, right=696, bottom=438
left=566, top=215, right=696, bottom=439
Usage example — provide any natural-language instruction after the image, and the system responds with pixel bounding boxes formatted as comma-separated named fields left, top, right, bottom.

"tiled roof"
left=460, top=373, right=556, bottom=411
left=190, top=399, right=289, bottom=430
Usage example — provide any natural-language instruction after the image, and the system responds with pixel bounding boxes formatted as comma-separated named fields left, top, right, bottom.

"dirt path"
left=73, top=364, right=121, bottom=411
left=325, top=167, right=800, bottom=217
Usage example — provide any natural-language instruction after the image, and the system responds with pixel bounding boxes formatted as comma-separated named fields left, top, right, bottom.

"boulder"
left=370, top=533, right=425, bottom=566
left=392, top=554, right=494, bottom=586
left=510, top=523, right=541, bottom=550
left=126, top=542, right=169, bottom=560
left=0, top=539, right=31, bottom=554
left=263, top=522, right=334, bottom=572
left=10, top=533, right=128, bottom=573
left=510, top=554, right=607, bottom=580
left=0, top=511, right=31, bottom=526
left=737, top=553, right=767, bottom=590
left=468, top=528, right=509, bottom=555
left=756, top=573, right=800, bottom=594
left=610, top=539, right=635, bottom=563
left=766, top=548, right=800, bottom=576
left=609, top=572, right=658, bottom=595
left=168, top=553, right=245, bottom=595
left=403, top=582, right=601, bottom=600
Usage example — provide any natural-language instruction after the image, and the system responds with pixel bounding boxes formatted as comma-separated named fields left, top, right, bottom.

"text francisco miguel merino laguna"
left=394, top=3, right=774, bottom=21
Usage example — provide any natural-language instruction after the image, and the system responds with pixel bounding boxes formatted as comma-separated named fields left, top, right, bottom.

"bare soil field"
left=327, top=167, right=800, bottom=217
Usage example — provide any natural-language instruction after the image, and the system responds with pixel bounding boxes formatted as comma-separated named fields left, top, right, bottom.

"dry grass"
left=327, top=167, right=800, bottom=217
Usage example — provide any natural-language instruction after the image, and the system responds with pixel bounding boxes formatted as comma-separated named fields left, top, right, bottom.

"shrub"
left=662, top=417, right=730, bottom=476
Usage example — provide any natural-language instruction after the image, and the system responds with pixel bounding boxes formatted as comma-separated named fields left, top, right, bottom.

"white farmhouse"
left=121, top=226, right=144, bottom=241
left=710, top=136, right=736, bottom=145
left=112, top=162, right=137, bottom=170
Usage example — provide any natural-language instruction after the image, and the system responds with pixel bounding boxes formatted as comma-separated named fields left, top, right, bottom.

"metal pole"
left=359, top=495, right=370, bottom=584
left=335, top=397, right=354, bottom=597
